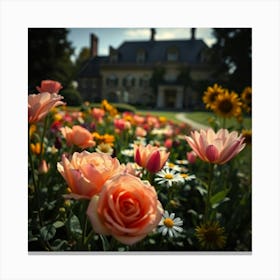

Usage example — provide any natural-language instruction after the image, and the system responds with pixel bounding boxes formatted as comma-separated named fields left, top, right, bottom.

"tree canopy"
left=28, top=28, right=75, bottom=93
left=210, top=28, right=252, bottom=92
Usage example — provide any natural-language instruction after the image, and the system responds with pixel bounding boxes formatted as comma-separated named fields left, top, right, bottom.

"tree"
left=209, top=28, right=252, bottom=92
left=28, top=28, right=75, bottom=93
left=74, top=47, right=91, bottom=76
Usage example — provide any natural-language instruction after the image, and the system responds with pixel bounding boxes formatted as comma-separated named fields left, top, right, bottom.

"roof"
left=79, top=38, right=209, bottom=78
left=116, top=39, right=207, bottom=64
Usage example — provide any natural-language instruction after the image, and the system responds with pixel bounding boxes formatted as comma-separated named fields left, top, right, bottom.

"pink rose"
left=28, top=92, right=65, bottom=123
left=87, top=173, right=163, bottom=245
left=36, top=80, right=63, bottom=94
left=57, top=151, right=122, bottom=199
left=185, top=128, right=246, bottom=164
left=60, top=125, right=95, bottom=149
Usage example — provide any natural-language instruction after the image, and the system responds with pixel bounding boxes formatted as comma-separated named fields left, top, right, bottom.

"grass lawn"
left=137, top=109, right=252, bottom=129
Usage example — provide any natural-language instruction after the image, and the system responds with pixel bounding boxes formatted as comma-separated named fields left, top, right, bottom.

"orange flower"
left=57, top=151, right=122, bottom=199
left=30, top=142, right=44, bottom=155
left=86, top=173, right=163, bottom=245
left=36, top=80, right=63, bottom=94
left=134, top=144, right=169, bottom=173
left=28, top=92, right=65, bottom=123
left=60, top=125, right=95, bottom=149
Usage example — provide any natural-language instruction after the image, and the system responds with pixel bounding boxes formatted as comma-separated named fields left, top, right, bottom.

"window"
left=137, top=49, right=146, bottom=63
left=123, top=75, right=135, bottom=87
left=106, top=75, right=118, bottom=87
left=167, top=47, right=179, bottom=62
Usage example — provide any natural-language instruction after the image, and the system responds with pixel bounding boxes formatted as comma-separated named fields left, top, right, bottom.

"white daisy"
left=180, top=173, right=196, bottom=182
left=158, top=210, right=183, bottom=238
left=164, top=162, right=182, bottom=172
left=95, top=143, right=113, bottom=155
left=154, top=168, right=184, bottom=187
left=121, top=149, right=134, bottom=157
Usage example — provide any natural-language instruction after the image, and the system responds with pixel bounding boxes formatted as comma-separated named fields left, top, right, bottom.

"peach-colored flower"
left=57, top=151, right=122, bottom=199
left=135, top=126, right=147, bottom=137
left=134, top=144, right=169, bottom=173
left=86, top=173, right=163, bottom=245
left=38, top=160, right=49, bottom=174
left=36, top=80, right=63, bottom=94
left=185, top=128, right=245, bottom=164
left=60, top=125, right=95, bottom=149
left=28, top=92, right=65, bottom=123
left=92, top=108, right=105, bottom=123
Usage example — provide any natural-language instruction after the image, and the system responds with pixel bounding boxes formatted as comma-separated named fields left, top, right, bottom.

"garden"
left=28, top=80, right=252, bottom=252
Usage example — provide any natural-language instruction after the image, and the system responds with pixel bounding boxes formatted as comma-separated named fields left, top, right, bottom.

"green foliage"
left=28, top=28, right=75, bottom=92
left=61, top=88, right=82, bottom=106
left=210, top=28, right=252, bottom=91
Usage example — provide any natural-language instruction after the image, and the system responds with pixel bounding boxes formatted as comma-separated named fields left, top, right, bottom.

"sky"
left=67, top=28, right=216, bottom=60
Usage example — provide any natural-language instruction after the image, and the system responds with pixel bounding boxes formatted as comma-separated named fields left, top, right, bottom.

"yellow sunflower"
left=195, top=221, right=226, bottom=250
left=203, top=83, right=225, bottom=109
left=212, top=90, right=242, bottom=118
left=241, top=129, right=252, bottom=145
left=241, top=87, right=252, bottom=113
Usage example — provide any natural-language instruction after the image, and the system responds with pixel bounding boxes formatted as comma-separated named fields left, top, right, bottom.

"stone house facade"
left=78, top=29, right=215, bottom=109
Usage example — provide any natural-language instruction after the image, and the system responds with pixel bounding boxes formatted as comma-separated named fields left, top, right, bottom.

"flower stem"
left=204, top=163, right=214, bottom=223
left=28, top=125, right=43, bottom=228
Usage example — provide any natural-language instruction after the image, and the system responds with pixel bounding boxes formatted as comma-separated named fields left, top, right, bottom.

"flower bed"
left=28, top=80, right=252, bottom=251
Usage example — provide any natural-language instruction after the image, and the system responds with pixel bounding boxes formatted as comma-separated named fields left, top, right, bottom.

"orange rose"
left=28, top=92, right=65, bottom=123
left=87, top=173, right=163, bottom=245
left=60, top=125, right=95, bottom=149
left=57, top=151, right=122, bottom=199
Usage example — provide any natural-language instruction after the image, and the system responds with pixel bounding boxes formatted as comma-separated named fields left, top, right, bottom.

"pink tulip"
left=28, top=92, right=65, bottom=123
left=134, top=144, right=169, bottom=173
left=185, top=128, right=245, bottom=164
left=186, top=151, right=197, bottom=164
left=36, top=80, right=63, bottom=94
left=60, top=125, right=95, bottom=149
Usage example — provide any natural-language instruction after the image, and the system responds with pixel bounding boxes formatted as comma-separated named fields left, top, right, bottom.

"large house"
left=78, top=28, right=215, bottom=109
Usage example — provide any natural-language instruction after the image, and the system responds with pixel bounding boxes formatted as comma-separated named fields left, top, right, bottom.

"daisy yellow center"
left=164, top=173, right=174, bottom=180
left=163, top=218, right=174, bottom=228
left=181, top=173, right=188, bottom=178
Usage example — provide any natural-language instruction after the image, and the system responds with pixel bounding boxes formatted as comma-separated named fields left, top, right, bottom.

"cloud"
left=124, top=28, right=150, bottom=39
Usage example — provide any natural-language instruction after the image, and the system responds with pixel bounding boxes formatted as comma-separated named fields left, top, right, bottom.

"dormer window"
left=137, top=49, right=146, bottom=63
left=167, top=46, right=179, bottom=62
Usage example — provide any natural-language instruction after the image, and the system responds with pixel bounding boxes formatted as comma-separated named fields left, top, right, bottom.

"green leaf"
left=53, top=221, right=64, bottom=229
left=69, top=215, right=82, bottom=236
left=40, top=224, right=56, bottom=241
left=210, top=189, right=230, bottom=207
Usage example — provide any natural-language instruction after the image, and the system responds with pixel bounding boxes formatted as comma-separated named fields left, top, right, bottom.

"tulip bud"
left=39, top=160, right=49, bottom=174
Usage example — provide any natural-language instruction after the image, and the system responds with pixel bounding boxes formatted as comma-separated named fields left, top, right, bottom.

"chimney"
left=150, top=28, right=156, bottom=41
left=90, top=33, right=98, bottom=57
left=191, top=28, right=196, bottom=40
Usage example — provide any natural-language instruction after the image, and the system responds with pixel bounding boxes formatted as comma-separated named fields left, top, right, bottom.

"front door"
left=165, top=90, right=177, bottom=108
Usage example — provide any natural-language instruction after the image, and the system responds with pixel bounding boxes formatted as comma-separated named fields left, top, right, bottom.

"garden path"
left=175, top=113, right=210, bottom=131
